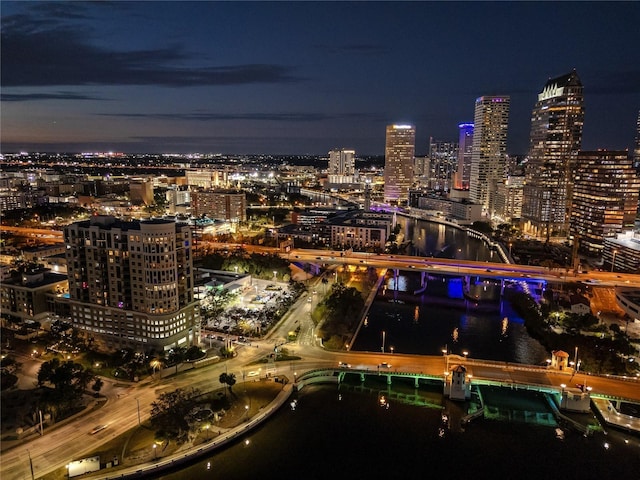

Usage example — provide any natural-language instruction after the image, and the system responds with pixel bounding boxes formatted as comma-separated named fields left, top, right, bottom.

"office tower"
left=522, top=70, right=584, bottom=240
left=191, top=189, right=247, bottom=221
left=570, top=150, right=640, bottom=255
left=428, top=139, right=458, bottom=191
left=635, top=110, right=640, bottom=171
left=63, top=216, right=199, bottom=352
left=454, top=123, right=474, bottom=190
left=328, top=149, right=356, bottom=185
left=469, top=97, right=510, bottom=216
left=504, top=174, right=525, bottom=220
left=384, top=124, right=416, bottom=205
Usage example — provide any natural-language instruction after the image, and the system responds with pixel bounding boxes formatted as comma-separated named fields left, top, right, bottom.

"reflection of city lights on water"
left=414, top=306, right=419, bottom=323
left=501, top=317, right=509, bottom=336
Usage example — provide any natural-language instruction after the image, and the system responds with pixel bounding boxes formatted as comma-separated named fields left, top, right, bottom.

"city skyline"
left=1, top=1, right=640, bottom=155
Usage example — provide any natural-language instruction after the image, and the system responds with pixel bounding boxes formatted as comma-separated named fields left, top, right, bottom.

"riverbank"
left=40, top=380, right=287, bottom=480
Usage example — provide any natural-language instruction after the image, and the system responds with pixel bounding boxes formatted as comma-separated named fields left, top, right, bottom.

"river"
left=159, top=384, right=640, bottom=480
left=352, top=218, right=549, bottom=365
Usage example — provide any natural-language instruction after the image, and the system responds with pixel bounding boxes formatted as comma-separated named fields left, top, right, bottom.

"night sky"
left=2, top=1, right=639, bottom=156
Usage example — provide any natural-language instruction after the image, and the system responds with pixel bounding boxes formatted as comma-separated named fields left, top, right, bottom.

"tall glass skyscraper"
left=570, top=150, right=640, bottom=254
left=469, top=97, right=510, bottom=215
left=522, top=70, right=584, bottom=240
left=455, top=123, right=474, bottom=190
left=383, top=124, right=415, bottom=205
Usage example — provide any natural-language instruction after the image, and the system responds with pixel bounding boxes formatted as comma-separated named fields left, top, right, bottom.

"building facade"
left=454, top=123, right=474, bottom=190
left=191, top=190, right=247, bottom=222
left=63, top=216, right=199, bottom=352
left=383, top=124, right=416, bottom=205
left=522, top=70, right=584, bottom=239
left=428, top=139, right=458, bottom=191
left=570, top=150, right=640, bottom=255
left=469, top=96, right=510, bottom=216
left=327, top=149, right=356, bottom=185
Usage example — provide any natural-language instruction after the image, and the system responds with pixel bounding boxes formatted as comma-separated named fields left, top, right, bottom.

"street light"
left=245, top=404, right=249, bottom=421
left=381, top=330, right=386, bottom=353
left=463, top=351, right=469, bottom=361
left=152, top=443, right=157, bottom=460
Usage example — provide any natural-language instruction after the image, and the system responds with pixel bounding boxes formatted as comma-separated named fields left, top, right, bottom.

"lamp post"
left=136, top=398, right=141, bottom=426
left=611, top=249, right=617, bottom=272
left=152, top=443, right=157, bottom=460
left=442, top=346, right=449, bottom=373
left=463, top=351, right=469, bottom=362
left=381, top=330, right=386, bottom=353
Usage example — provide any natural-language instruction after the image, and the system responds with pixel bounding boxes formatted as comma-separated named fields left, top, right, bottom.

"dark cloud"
left=1, top=92, right=104, bottom=102
left=1, top=11, right=301, bottom=87
left=97, top=112, right=376, bottom=122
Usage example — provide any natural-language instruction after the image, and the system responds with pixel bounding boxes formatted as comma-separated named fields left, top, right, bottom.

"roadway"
left=286, top=248, right=640, bottom=288
left=2, top=315, right=639, bottom=480
left=1, top=244, right=639, bottom=479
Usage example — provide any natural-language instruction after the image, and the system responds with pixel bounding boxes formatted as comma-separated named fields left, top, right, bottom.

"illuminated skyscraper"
left=522, top=70, right=584, bottom=239
left=328, top=148, right=356, bottom=184
left=428, top=138, right=458, bottom=191
left=469, top=97, right=510, bottom=215
left=384, top=124, right=415, bottom=205
left=454, top=123, right=474, bottom=190
left=570, top=150, right=640, bottom=254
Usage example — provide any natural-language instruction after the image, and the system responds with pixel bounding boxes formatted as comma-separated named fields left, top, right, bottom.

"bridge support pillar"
left=386, top=374, right=392, bottom=385
left=414, top=377, right=420, bottom=388
left=360, top=373, right=366, bottom=383
left=421, top=271, right=427, bottom=287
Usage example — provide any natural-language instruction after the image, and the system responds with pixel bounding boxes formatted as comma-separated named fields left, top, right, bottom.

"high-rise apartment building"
left=469, top=97, right=510, bottom=216
left=63, top=216, right=199, bottom=352
left=428, top=139, right=458, bottom=191
left=454, top=123, right=474, bottom=190
left=383, top=124, right=416, bottom=205
left=191, top=190, right=247, bottom=222
left=522, top=70, right=584, bottom=239
left=570, top=150, right=640, bottom=254
left=328, top=149, right=356, bottom=185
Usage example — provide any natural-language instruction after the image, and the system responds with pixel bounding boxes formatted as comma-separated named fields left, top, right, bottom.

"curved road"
left=1, top=275, right=639, bottom=480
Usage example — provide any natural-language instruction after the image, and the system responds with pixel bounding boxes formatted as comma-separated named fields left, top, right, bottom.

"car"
left=410, top=265, right=415, bottom=268
left=90, top=425, right=107, bottom=435
left=338, top=362, right=351, bottom=368
left=379, top=362, right=391, bottom=368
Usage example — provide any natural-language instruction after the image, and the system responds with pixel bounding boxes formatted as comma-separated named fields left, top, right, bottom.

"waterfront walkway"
left=81, top=383, right=294, bottom=480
